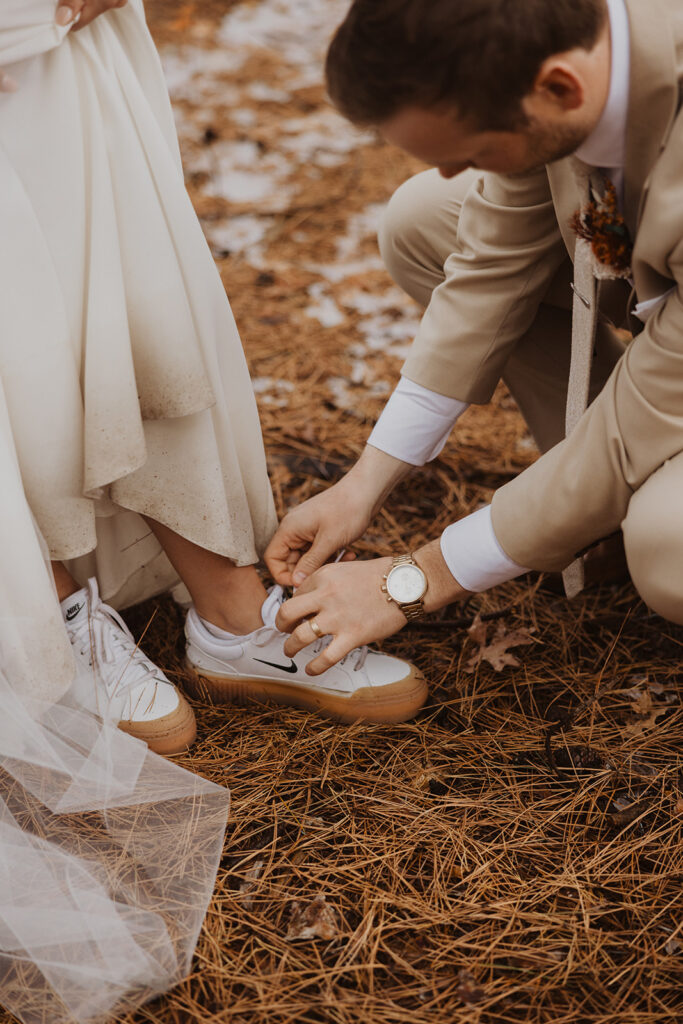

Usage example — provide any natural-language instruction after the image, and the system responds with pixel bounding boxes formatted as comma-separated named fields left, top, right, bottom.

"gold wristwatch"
left=381, top=553, right=428, bottom=622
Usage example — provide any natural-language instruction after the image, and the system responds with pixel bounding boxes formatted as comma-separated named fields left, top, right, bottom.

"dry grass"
left=4, top=2, right=682, bottom=1021
left=112, top=543, right=683, bottom=1024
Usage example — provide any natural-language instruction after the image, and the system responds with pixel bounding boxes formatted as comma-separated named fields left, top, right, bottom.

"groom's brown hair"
left=326, top=0, right=607, bottom=130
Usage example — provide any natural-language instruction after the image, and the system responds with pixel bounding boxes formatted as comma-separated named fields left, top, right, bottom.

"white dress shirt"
left=368, top=0, right=631, bottom=591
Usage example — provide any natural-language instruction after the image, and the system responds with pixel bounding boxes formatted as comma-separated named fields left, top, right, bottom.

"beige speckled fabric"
left=0, top=0, right=276, bottom=663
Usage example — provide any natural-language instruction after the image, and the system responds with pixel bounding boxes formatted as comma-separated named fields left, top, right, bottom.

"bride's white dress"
left=0, top=0, right=277, bottom=700
left=0, top=2, right=276, bottom=1020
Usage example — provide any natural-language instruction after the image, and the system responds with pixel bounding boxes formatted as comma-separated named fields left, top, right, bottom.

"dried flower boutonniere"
left=570, top=177, right=633, bottom=279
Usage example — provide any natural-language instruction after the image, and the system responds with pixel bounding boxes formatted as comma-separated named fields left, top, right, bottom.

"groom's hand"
left=265, top=446, right=412, bottom=588
left=275, top=540, right=470, bottom=674
left=276, top=556, right=407, bottom=674
left=56, top=0, right=128, bottom=31
left=264, top=480, right=368, bottom=588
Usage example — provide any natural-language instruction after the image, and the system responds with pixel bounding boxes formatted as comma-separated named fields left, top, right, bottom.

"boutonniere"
left=570, top=177, right=633, bottom=280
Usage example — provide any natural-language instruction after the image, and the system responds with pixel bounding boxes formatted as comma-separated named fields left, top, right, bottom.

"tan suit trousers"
left=380, top=168, right=683, bottom=625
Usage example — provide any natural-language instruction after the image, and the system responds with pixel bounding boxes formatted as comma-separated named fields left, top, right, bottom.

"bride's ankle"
left=52, top=561, right=81, bottom=603
left=194, top=597, right=265, bottom=636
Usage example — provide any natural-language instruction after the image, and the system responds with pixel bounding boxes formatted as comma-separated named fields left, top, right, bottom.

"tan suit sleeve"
left=491, top=275, right=683, bottom=572
left=402, top=168, right=567, bottom=404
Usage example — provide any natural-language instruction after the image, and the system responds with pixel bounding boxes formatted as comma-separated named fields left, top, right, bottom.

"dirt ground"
left=6, top=2, right=683, bottom=1022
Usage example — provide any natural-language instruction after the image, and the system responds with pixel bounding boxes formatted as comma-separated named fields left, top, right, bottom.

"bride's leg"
left=52, top=561, right=81, bottom=601
left=145, top=518, right=267, bottom=635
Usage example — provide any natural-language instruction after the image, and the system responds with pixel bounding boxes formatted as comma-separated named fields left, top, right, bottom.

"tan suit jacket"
left=402, top=0, right=683, bottom=571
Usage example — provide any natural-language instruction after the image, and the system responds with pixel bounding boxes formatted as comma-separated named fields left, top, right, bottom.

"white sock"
left=198, top=587, right=282, bottom=640
left=201, top=619, right=238, bottom=641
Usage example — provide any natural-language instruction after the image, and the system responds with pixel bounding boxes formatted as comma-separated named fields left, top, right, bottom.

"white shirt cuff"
left=440, top=505, right=529, bottom=592
left=368, top=377, right=468, bottom=466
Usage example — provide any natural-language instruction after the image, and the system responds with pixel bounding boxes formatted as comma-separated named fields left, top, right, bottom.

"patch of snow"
left=336, top=205, right=386, bottom=261
left=304, top=283, right=345, bottom=328
left=202, top=140, right=293, bottom=207
left=327, top=375, right=391, bottom=411
left=307, top=204, right=388, bottom=281
left=247, top=81, right=291, bottom=103
left=161, top=48, right=243, bottom=102
left=279, top=110, right=372, bottom=168
left=218, top=0, right=350, bottom=86
left=339, top=286, right=418, bottom=358
left=349, top=360, right=366, bottom=386
left=357, top=312, right=419, bottom=356
left=204, top=215, right=270, bottom=258
left=312, top=257, right=385, bottom=283
left=327, top=376, right=355, bottom=410
left=516, top=435, right=537, bottom=452
left=341, top=286, right=414, bottom=317
left=231, top=108, right=257, bottom=128
left=209, top=169, right=279, bottom=204
left=251, top=377, right=295, bottom=408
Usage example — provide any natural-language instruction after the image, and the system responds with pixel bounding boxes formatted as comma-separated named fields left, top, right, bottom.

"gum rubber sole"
left=183, top=659, right=429, bottom=725
left=117, top=692, right=197, bottom=755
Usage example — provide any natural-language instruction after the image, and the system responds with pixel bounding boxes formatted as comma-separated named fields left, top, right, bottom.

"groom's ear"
left=526, top=59, right=586, bottom=117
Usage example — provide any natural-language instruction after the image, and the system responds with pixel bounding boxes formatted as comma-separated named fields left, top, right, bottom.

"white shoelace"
left=313, top=636, right=369, bottom=671
left=65, top=580, right=159, bottom=702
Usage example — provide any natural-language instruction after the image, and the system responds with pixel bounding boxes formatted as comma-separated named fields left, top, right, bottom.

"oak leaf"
left=457, top=968, right=485, bottom=1004
left=286, top=895, right=339, bottom=942
left=625, top=708, right=669, bottom=737
left=465, top=615, right=536, bottom=672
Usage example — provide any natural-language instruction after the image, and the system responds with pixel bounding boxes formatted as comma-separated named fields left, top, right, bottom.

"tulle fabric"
left=0, top=373, right=230, bottom=1024
left=0, top=6, right=235, bottom=1018
left=0, top=678, right=230, bottom=1024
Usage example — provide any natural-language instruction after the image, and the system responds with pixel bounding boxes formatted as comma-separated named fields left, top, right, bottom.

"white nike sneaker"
left=62, top=579, right=196, bottom=755
left=184, top=587, right=427, bottom=724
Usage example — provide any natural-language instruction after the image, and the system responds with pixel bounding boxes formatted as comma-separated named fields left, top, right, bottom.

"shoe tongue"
left=260, top=585, right=285, bottom=627
left=60, top=589, right=88, bottom=624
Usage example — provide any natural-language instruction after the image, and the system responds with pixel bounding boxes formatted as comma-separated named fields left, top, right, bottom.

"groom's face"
left=380, top=104, right=590, bottom=178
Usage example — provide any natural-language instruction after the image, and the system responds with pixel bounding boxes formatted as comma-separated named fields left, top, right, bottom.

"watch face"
left=386, top=563, right=427, bottom=604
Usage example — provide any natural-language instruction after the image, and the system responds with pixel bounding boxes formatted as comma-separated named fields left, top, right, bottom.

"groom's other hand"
left=56, top=0, right=128, bottom=31
left=264, top=485, right=363, bottom=589
left=265, top=447, right=412, bottom=588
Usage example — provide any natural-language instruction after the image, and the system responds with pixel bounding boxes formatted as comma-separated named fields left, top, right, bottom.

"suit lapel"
left=623, top=0, right=679, bottom=239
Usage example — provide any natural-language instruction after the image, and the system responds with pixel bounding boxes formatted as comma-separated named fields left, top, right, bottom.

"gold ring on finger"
left=309, top=619, right=323, bottom=638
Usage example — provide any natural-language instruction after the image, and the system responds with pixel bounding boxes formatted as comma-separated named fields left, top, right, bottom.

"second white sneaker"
left=62, top=579, right=196, bottom=755
left=184, top=587, right=427, bottom=724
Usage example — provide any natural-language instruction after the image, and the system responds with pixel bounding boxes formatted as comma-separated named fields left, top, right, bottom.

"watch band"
left=401, top=599, right=425, bottom=622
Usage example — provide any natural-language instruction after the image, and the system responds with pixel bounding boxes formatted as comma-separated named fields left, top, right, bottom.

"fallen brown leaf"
left=457, top=968, right=485, bottom=1004
left=465, top=614, right=536, bottom=672
left=239, top=858, right=264, bottom=910
left=286, top=895, right=339, bottom=942
left=624, top=708, right=669, bottom=737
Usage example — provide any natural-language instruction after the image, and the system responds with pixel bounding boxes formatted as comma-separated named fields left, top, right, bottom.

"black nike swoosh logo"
left=65, top=604, right=84, bottom=622
left=254, top=657, right=299, bottom=674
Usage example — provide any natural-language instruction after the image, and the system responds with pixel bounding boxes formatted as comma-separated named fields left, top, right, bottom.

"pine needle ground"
left=4, top=2, right=681, bottom=1021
